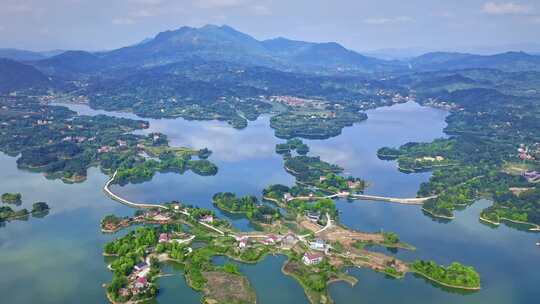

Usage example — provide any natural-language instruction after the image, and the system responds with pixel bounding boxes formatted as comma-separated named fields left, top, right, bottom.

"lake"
left=1, top=101, right=538, bottom=303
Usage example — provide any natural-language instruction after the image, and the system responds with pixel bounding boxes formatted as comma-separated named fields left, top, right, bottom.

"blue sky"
left=0, top=0, right=539, bottom=53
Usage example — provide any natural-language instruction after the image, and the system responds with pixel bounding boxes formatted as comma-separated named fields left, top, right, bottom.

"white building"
left=303, top=252, right=323, bottom=265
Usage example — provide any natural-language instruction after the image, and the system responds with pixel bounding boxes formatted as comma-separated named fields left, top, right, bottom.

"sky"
left=1, top=0, right=539, bottom=54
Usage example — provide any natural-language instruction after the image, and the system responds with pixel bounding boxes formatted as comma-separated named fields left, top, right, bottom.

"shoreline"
left=421, top=207, right=455, bottom=220
left=411, top=270, right=481, bottom=291
left=479, top=214, right=540, bottom=231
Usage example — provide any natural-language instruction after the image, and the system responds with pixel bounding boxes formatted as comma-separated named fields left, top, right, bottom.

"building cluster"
left=269, top=96, right=326, bottom=109
left=233, top=232, right=299, bottom=250
left=302, top=252, right=324, bottom=265
left=416, top=156, right=445, bottom=162
left=118, top=261, right=151, bottom=298
left=523, top=171, right=540, bottom=183
left=518, top=144, right=538, bottom=161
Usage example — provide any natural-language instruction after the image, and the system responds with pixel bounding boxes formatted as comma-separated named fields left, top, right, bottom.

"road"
left=287, top=192, right=436, bottom=205
left=104, top=171, right=227, bottom=235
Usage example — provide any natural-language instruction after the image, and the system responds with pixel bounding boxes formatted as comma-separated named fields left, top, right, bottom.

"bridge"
left=287, top=192, right=436, bottom=205
left=104, top=171, right=227, bottom=235
left=103, top=171, right=168, bottom=210
left=349, top=194, right=437, bottom=205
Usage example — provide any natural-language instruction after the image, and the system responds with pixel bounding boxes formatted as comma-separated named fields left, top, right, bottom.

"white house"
left=303, top=252, right=323, bottom=265
left=309, top=239, right=326, bottom=251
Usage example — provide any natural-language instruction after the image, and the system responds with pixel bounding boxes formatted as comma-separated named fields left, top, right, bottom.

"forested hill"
left=0, top=58, right=52, bottom=93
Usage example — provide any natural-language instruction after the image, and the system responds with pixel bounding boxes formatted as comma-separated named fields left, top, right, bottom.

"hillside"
left=410, top=51, right=540, bottom=72
left=0, top=58, right=52, bottom=93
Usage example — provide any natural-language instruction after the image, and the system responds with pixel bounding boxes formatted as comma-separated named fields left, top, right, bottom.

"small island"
left=411, top=260, right=481, bottom=290
left=0, top=206, right=29, bottom=221
left=31, top=202, right=50, bottom=214
left=1, top=192, right=22, bottom=204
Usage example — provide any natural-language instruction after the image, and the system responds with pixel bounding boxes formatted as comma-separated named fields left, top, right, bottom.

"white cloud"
left=197, top=0, right=246, bottom=9
left=363, top=16, right=413, bottom=25
left=112, top=17, right=136, bottom=25
left=482, top=2, right=530, bottom=15
left=131, top=8, right=158, bottom=17
left=251, top=5, right=271, bottom=15
left=128, top=0, right=163, bottom=4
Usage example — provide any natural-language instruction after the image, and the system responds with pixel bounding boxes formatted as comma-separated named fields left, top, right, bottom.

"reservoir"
left=1, top=101, right=538, bottom=303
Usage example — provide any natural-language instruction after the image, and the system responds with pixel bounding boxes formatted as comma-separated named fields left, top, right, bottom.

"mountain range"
left=2, top=24, right=540, bottom=94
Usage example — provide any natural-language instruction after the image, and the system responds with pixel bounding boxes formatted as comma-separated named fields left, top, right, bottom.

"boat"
left=536, top=241, right=540, bottom=246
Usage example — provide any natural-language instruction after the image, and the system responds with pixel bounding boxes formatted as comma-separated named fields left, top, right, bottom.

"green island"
left=377, top=86, right=540, bottom=229
left=280, top=140, right=365, bottom=195
left=100, top=140, right=480, bottom=304
left=270, top=111, right=367, bottom=140
left=0, top=201, right=50, bottom=224
left=0, top=206, right=29, bottom=222
left=101, top=191, right=479, bottom=304
left=0, top=95, right=217, bottom=185
left=1, top=192, right=22, bottom=204
left=69, top=60, right=406, bottom=139
left=411, top=260, right=481, bottom=290
left=276, top=138, right=310, bottom=155
left=213, top=192, right=280, bottom=225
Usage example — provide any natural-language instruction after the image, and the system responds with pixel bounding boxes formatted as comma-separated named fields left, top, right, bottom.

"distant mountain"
left=0, top=49, right=46, bottom=61
left=32, top=50, right=106, bottom=77
left=0, top=58, right=52, bottom=93
left=0, top=48, right=67, bottom=61
left=27, top=25, right=540, bottom=78
left=262, top=38, right=400, bottom=73
left=32, top=25, right=401, bottom=76
left=410, top=51, right=540, bottom=72
left=103, top=25, right=276, bottom=68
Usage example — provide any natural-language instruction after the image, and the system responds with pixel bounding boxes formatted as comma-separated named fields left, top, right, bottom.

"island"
left=1, top=192, right=22, bottom=204
left=0, top=201, right=50, bottom=225
left=378, top=87, right=540, bottom=230
left=411, top=260, right=481, bottom=290
left=99, top=140, right=481, bottom=304
left=0, top=95, right=218, bottom=185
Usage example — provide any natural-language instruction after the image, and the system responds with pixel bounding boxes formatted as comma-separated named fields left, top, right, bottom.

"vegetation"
left=379, top=87, right=540, bottom=226
left=0, top=206, right=28, bottom=221
left=284, top=155, right=342, bottom=184
left=377, top=139, right=455, bottom=172
left=0, top=95, right=217, bottom=185
left=271, top=111, right=367, bottom=139
left=276, top=138, right=310, bottom=155
left=1, top=192, right=21, bottom=204
left=411, top=260, right=481, bottom=289
left=213, top=192, right=280, bottom=224
left=31, top=202, right=49, bottom=213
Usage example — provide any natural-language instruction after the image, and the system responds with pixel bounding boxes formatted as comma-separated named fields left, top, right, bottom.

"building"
left=282, top=233, right=298, bottom=247
left=306, top=211, right=321, bottom=222
left=261, top=234, right=280, bottom=245
left=302, top=252, right=324, bottom=265
left=153, top=214, right=170, bottom=222
left=134, top=262, right=148, bottom=271
left=239, top=239, right=248, bottom=249
left=134, top=277, right=148, bottom=289
left=159, top=233, right=169, bottom=243
left=283, top=193, right=293, bottom=201
left=309, top=239, right=326, bottom=251
left=523, top=171, right=540, bottom=183
left=200, top=215, right=214, bottom=223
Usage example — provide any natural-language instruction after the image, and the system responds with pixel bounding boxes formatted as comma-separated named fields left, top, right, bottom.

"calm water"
left=1, top=102, right=537, bottom=303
